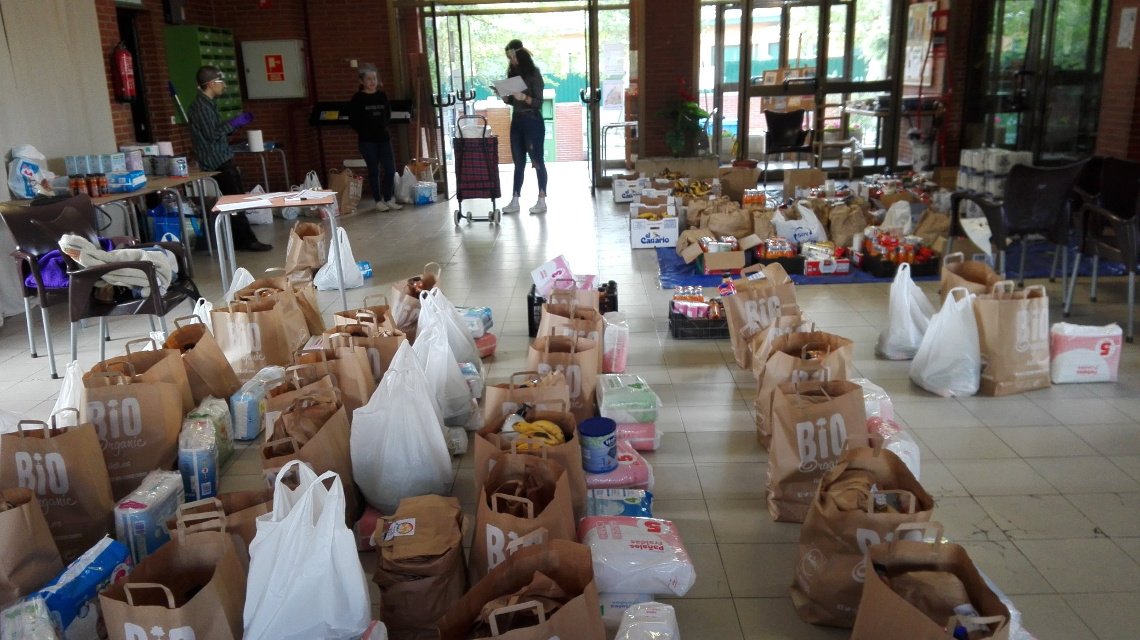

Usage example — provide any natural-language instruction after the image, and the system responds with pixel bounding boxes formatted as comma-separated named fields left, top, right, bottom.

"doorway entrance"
left=412, top=0, right=633, bottom=199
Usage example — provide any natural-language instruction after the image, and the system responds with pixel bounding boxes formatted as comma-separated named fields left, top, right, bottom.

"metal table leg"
left=215, top=212, right=236, bottom=295
left=274, top=148, right=290, bottom=190
left=258, top=154, right=270, bottom=191
left=155, top=187, right=193, bottom=277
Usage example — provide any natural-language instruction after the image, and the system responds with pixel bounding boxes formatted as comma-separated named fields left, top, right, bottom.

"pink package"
left=578, top=516, right=696, bottom=596
left=586, top=440, right=654, bottom=490
left=617, top=423, right=660, bottom=451
left=1050, top=323, right=1122, bottom=383
left=354, top=505, right=383, bottom=551
left=475, top=331, right=497, bottom=358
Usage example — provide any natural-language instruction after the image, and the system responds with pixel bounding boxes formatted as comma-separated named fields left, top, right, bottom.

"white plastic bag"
left=300, top=170, right=322, bottom=190
left=314, top=227, right=364, bottom=290
left=224, top=267, right=255, bottom=302
left=7, top=144, right=51, bottom=199
left=192, top=297, right=214, bottom=332
left=350, top=343, right=452, bottom=513
left=771, top=203, right=828, bottom=245
left=910, top=287, right=981, bottom=397
left=867, top=416, right=921, bottom=481
left=244, top=461, right=371, bottom=640
left=49, top=361, right=83, bottom=427
left=418, top=289, right=482, bottom=375
left=412, top=315, right=474, bottom=426
left=883, top=200, right=914, bottom=234
left=395, top=168, right=417, bottom=204
left=245, top=185, right=273, bottom=225
left=615, top=602, right=680, bottom=640
left=876, top=263, right=936, bottom=360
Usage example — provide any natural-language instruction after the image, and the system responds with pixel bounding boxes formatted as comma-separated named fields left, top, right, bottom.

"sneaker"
left=374, top=200, right=390, bottom=212
left=529, top=199, right=547, bottom=215
left=502, top=198, right=520, bottom=214
left=385, top=199, right=403, bottom=211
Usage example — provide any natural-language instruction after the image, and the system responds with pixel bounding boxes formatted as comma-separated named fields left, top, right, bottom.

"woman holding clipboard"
left=497, top=40, right=548, bottom=215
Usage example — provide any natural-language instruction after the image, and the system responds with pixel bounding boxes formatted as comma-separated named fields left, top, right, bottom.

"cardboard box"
left=613, top=174, right=650, bottom=203
left=717, top=166, right=761, bottom=202
left=106, top=153, right=127, bottom=173
left=107, top=170, right=147, bottom=193
left=679, top=234, right=763, bottom=273
left=120, top=144, right=161, bottom=157
left=634, top=193, right=675, bottom=207
left=933, top=166, right=958, bottom=190
left=804, top=257, right=852, bottom=276
left=630, top=216, right=679, bottom=248
left=783, top=168, right=826, bottom=199
left=630, top=202, right=678, bottom=219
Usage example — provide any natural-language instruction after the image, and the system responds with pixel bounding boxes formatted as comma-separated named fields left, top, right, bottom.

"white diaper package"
left=1050, top=322, right=1122, bottom=383
left=578, top=516, right=695, bottom=597
left=615, top=601, right=681, bottom=640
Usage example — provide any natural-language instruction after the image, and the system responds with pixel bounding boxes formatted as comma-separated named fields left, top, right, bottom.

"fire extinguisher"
left=112, top=42, right=136, bottom=103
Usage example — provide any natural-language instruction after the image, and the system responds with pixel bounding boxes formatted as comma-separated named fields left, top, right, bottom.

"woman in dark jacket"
left=500, top=40, right=548, bottom=214
left=348, top=63, right=401, bottom=211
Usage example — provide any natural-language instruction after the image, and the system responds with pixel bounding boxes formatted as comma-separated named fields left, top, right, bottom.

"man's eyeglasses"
left=210, top=78, right=226, bottom=85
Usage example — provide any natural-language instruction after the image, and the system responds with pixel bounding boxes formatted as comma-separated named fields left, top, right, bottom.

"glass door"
left=424, top=5, right=466, bottom=197
left=590, top=1, right=633, bottom=187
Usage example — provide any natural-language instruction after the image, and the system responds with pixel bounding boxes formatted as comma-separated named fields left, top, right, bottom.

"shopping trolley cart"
left=453, top=115, right=502, bottom=225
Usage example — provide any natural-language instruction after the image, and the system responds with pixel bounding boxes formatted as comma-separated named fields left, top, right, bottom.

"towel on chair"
left=58, top=233, right=176, bottom=297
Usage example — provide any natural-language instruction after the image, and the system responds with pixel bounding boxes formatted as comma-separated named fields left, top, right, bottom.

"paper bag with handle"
left=753, top=331, right=855, bottom=449
left=724, top=262, right=800, bottom=369
left=0, top=412, right=115, bottom=563
left=0, top=487, right=64, bottom=606
left=100, top=511, right=247, bottom=640
left=767, top=379, right=868, bottom=523
left=390, top=262, right=444, bottom=340
left=437, top=539, right=606, bottom=640
left=940, top=252, right=1002, bottom=303
left=525, top=332, right=599, bottom=424
left=164, top=315, right=241, bottom=404
left=536, top=292, right=605, bottom=371
left=164, top=491, right=272, bottom=561
left=332, top=294, right=400, bottom=331
left=323, top=318, right=406, bottom=384
left=851, top=523, right=1011, bottom=640
left=284, top=220, right=328, bottom=276
left=373, top=495, right=468, bottom=640
left=791, top=437, right=935, bottom=628
left=234, top=275, right=325, bottom=336
left=294, top=340, right=376, bottom=416
left=470, top=449, right=577, bottom=584
left=481, top=370, right=571, bottom=432
left=212, top=297, right=303, bottom=374
left=973, top=281, right=1050, bottom=396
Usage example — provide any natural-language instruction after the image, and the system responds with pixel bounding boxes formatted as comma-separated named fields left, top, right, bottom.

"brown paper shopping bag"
left=748, top=312, right=816, bottom=377
left=0, top=413, right=115, bottom=563
left=164, top=316, right=241, bottom=405
left=235, top=276, right=325, bottom=336
left=328, top=167, right=363, bottom=214
left=754, top=331, right=855, bottom=449
left=851, top=523, right=1011, bottom=640
left=332, top=294, right=399, bottom=331
left=261, top=404, right=362, bottom=526
left=294, top=341, right=377, bottom=417
left=973, top=282, right=1051, bottom=396
left=212, top=298, right=304, bottom=374
left=164, top=490, right=272, bottom=555
left=470, top=450, right=577, bottom=583
left=373, top=495, right=467, bottom=640
left=791, top=441, right=935, bottom=627
left=0, top=487, right=64, bottom=607
left=481, top=370, right=571, bottom=432
left=284, top=220, right=328, bottom=276
left=536, top=297, right=605, bottom=371
left=262, top=365, right=337, bottom=442
left=85, top=339, right=194, bottom=412
left=390, top=262, right=443, bottom=340
left=724, top=262, right=800, bottom=369
left=525, top=333, right=599, bottom=424
left=767, top=380, right=868, bottom=523
left=437, top=540, right=606, bottom=640
left=323, top=322, right=406, bottom=384
left=475, top=398, right=586, bottom=520
left=941, top=252, right=1002, bottom=302
left=100, top=521, right=247, bottom=640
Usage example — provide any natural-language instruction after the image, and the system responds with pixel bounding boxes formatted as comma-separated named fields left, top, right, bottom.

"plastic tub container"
left=579, top=417, right=618, bottom=473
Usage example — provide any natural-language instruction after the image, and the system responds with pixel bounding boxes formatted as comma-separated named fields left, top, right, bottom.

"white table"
left=212, top=191, right=349, bottom=310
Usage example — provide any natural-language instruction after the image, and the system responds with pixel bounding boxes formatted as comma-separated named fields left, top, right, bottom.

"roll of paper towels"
left=156, top=141, right=174, bottom=156
left=248, top=130, right=264, bottom=153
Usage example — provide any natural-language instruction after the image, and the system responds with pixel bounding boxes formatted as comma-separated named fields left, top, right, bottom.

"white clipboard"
left=492, top=76, right=527, bottom=96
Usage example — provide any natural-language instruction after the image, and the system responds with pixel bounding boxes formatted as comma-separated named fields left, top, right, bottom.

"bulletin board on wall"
left=903, top=1, right=939, bottom=88
left=758, top=67, right=817, bottom=113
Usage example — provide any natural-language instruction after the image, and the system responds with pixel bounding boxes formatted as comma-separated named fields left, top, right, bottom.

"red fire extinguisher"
left=112, top=42, right=136, bottom=102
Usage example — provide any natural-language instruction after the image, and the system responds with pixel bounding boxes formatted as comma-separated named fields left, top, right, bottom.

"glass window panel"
left=853, top=0, right=891, bottom=81
left=826, top=4, right=848, bottom=78
left=750, top=6, right=781, bottom=82
left=786, top=5, right=819, bottom=72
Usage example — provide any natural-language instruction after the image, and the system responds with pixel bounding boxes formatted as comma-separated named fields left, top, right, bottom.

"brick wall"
left=554, top=104, right=585, bottom=161
left=1098, top=0, right=1140, bottom=160
left=640, top=0, right=698, bottom=157
left=96, top=0, right=134, bottom=146
left=941, top=0, right=974, bottom=165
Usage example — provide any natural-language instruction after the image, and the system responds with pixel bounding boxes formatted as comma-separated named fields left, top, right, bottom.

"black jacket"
left=349, top=90, right=391, bottom=142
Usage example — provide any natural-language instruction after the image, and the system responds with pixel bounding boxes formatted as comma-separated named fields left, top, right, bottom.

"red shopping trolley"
left=452, top=115, right=502, bottom=225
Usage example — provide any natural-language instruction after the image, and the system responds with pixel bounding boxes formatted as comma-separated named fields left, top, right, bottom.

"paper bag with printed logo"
left=749, top=312, right=816, bottom=377
left=481, top=371, right=571, bottom=433
left=164, top=316, right=241, bottom=405
left=973, top=282, right=1051, bottom=396
left=212, top=297, right=308, bottom=374
left=100, top=519, right=247, bottom=640
left=470, top=450, right=576, bottom=584
left=940, top=252, right=1002, bottom=303
left=475, top=398, right=586, bottom=520
left=724, top=262, right=800, bottom=369
left=767, top=380, right=868, bottom=523
left=0, top=487, right=64, bottom=607
left=437, top=540, right=606, bottom=640
left=851, top=524, right=1011, bottom=640
left=791, top=441, right=935, bottom=627
left=754, top=331, right=855, bottom=449
left=82, top=344, right=189, bottom=500
left=536, top=299, right=606, bottom=372
left=525, top=333, right=599, bottom=424
left=0, top=413, right=115, bottom=563
left=373, top=495, right=467, bottom=640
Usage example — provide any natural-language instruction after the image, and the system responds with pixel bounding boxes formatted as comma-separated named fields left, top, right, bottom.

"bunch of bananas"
left=656, top=169, right=686, bottom=180
left=511, top=420, right=566, bottom=450
left=673, top=179, right=713, bottom=197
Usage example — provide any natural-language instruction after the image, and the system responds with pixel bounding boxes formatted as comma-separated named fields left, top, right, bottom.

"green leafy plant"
left=658, top=77, right=709, bottom=157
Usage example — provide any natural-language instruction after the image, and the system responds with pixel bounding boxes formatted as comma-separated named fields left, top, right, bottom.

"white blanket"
left=58, top=233, right=176, bottom=296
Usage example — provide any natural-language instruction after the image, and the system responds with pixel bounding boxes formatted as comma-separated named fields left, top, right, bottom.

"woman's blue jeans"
left=509, top=112, right=548, bottom=196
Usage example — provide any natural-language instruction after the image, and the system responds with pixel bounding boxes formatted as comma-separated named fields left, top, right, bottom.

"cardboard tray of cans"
left=859, top=253, right=939, bottom=279
left=527, top=281, right=619, bottom=338
left=750, top=254, right=806, bottom=275
left=668, top=303, right=730, bottom=340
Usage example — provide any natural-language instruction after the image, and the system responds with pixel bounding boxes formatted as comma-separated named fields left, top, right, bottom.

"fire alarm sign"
left=265, top=54, right=285, bottom=82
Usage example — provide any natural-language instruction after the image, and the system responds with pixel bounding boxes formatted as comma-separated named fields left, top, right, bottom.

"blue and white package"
left=229, top=366, right=285, bottom=440
left=113, top=471, right=184, bottom=564
left=457, top=306, right=493, bottom=338
left=28, top=536, right=132, bottom=639
left=587, top=489, right=654, bottom=517
left=459, top=361, right=484, bottom=399
left=178, top=419, right=218, bottom=501
left=190, top=396, right=233, bottom=466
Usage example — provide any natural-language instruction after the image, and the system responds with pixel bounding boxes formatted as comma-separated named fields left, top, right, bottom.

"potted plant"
left=658, top=77, right=709, bottom=157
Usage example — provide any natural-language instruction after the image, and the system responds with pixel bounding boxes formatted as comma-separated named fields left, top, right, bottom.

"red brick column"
left=639, top=0, right=699, bottom=157
left=1098, top=0, right=1140, bottom=159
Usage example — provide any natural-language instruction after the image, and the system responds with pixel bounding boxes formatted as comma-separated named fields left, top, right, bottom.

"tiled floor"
left=2, top=162, right=1138, bottom=638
